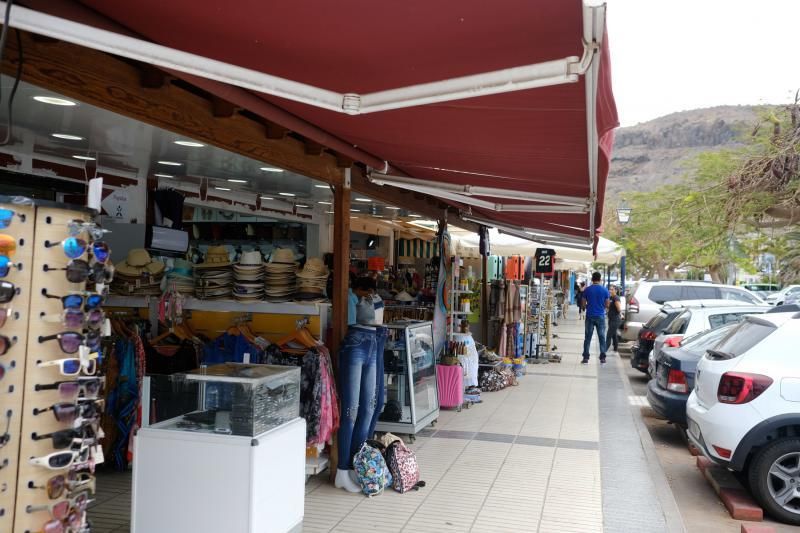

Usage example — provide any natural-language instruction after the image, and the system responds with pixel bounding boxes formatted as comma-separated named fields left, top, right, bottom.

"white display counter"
left=132, top=417, right=306, bottom=533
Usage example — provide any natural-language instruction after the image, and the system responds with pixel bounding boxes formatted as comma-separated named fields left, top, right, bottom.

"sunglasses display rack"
left=12, top=204, right=105, bottom=533
left=0, top=200, right=35, bottom=533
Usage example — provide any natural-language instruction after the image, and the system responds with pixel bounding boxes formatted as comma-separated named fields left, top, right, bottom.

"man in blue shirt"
left=581, top=271, right=610, bottom=364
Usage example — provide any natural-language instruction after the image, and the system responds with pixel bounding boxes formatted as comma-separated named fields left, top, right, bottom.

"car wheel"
left=748, top=438, right=800, bottom=525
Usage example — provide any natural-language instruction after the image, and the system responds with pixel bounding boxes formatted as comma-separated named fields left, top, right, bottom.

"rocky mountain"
left=607, top=105, right=769, bottom=195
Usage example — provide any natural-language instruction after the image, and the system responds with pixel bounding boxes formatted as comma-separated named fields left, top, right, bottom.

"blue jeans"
left=367, top=326, right=388, bottom=438
left=337, top=326, right=378, bottom=469
left=583, top=315, right=608, bottom=361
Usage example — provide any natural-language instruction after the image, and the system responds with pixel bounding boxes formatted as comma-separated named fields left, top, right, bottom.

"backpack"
left=352, top=441, right=392, bottom=497
left=385, top=438, right=425, bottom=493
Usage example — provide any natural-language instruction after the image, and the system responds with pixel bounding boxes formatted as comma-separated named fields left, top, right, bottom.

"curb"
left=697, top=457, right=764, bottom=521
left=741, top=524, right=776, bottom=533
left=614, top=355, right=687, bottom=533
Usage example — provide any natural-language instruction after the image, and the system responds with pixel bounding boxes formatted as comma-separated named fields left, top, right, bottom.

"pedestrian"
left=606, top=285, right=622, bottom=354
left=577, top=281, right=587, bottom=320
left=581, top=272, right=610, bottom=365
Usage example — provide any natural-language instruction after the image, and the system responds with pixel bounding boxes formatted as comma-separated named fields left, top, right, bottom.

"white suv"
left=622, top=281, right=763, bottom=343
left=687, top=312, right=800, bottom=525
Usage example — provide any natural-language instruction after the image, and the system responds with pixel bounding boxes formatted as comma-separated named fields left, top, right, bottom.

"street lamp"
left=616, top=205, right=632, bottom=294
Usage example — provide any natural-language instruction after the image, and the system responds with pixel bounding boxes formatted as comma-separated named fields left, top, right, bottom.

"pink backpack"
left=385, top=439, right=425, bottom=493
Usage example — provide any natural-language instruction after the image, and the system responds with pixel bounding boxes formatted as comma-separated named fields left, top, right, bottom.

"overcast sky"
left=605, top=0, right=800, bottom=126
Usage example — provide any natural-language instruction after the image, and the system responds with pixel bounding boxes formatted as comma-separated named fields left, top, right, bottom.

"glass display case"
left=376, top=321, right=439, bottom=440
left=150, top=363, right=301, bottom=437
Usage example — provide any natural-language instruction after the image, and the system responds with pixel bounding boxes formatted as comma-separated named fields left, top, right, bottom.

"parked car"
left=651, top=303, right=770, bottom=362
left=743, top=283, right=781, bottom=294
left=784, top=290, right=800, bottom=306
left=764, top=285, right=800, bottom=306
left=646, top=324, right=736, bottom=425
left=630, top=306, right=685, bottom=374
left=622, top=280, right=764, bottom=343
left=687, top=312, right=800, bottom=525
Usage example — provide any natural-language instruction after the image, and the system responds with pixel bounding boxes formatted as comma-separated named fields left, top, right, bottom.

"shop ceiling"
left=8, top=0, right=618, bottom=244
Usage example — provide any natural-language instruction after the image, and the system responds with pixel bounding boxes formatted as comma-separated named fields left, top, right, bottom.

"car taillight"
left=629, top=296, right=639, bottom=314
left=642, top=330, right=657, bottom=341
left=717, top=372, right=773, bottom=404
left=667, top=369, right=688, bottom=393
left=664, top=336, right=683, bottom=348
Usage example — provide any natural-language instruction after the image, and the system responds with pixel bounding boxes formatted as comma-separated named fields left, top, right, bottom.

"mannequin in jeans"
left=335, top=276, right=385, bottom=492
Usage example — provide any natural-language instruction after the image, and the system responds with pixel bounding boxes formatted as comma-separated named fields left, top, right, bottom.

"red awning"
left=23, top=0, right=618, bottom=243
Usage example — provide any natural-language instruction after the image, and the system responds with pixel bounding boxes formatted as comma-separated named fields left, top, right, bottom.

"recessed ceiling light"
left=227, top=179, right=247, bottom=183
left=279, top=192, right=295, bottom=197
left=260, top=167, right=284, bottom=172
left=315, top=184, right=330, bottom=189
left=34, top=96, right=76, bottom=106
left=317, top=201, right=332, bottom=205
left=350, top=216, right=359, bottom=219
left=386, top=206, right=401, bottom=210
left=72, top=155, right=95, bottom=161
left=355, top=198, right=371, bottom=202
left=373, top=215, right=384, bottom=218
left=51, top=133, right=83, bottom=141
left=214, top=186, right=231, bottom=191
left=260, top=196, right=274, bottom=200
left=408, top=214, right=422, bottom=217
left=296, top=204, right=310, bottom=208
left=158, top=160, right=182, bottom=166
left=154, top=173, right=173, bottom=178
left=174, top=140, right=204, bottom=147
left=325, top=211, right=334, bottom=214
left=350, top=209, right=360, bottom=212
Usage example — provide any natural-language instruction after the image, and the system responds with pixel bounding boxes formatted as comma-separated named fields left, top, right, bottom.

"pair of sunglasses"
left=0, top=308, right=16, bottom=328
left=44, top=260, right=114, bottom=284
left=0, top=255, right=19, bottom=277
left=31, top=471, right=96, bottom=500
left=44, top=238, right=110, bottom=263
left=39, top=332, right=100, bottom=354
left=0, top=234, right=16, bottom=259
left=41, top=309, right=105, bottom=331
left=29, top=447, right=90, bottom=470
left=0, top=360, right=16, bottom=381
left=0, top=334, right=16, bottom=355
left=0, top=208, right=24, bottom=229
left=26, top=491, right=89, bottom=520
left=34, top=517, right=80, bottom=533
left=42, top=289, right=104, bottom=310
left=0, top=280, right=18, bottom=303
left=32, top=426, right=95, bottom=450
left=37, top=354, right=98, bottom=377
left=34, top=401, right=101, bottom=424
left=36, top=378, right=103, bottom=400
left=67, top=219, right=108, bottom=241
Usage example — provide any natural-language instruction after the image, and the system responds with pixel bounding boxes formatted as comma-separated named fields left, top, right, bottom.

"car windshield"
left=665, top=310, right=691, bottom=334
left=708, top=319, right=777, bottom=359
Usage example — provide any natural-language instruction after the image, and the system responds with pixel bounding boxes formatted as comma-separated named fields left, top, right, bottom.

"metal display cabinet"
left=376, top=321, right=440, bottom=441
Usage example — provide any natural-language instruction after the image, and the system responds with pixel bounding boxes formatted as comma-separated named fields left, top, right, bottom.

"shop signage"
left=102, top=187, right=131, bottom=222
left=534, top=247, right=556, bottom=274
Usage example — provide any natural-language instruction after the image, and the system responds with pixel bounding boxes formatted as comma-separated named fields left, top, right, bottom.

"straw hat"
left=269, top=248, right=297, bottom=264
left=196, top=246, right=232, bottom=268
left=115, top=249, right=166, bottom=278
left=297, top=257, right=329, bottom=279
left=238, top=250, right=263, bottom=267
left=167, top=259, right=194, bottom=280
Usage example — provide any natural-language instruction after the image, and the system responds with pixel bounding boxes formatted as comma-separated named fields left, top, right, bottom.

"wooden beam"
left=0, top=31, right=341, bottom=185
left=481, top=253, right=488, bottom=344
left=140, top=65, right=166, bottom=89
left=304, top=140, right=325, bottom=156
left=265, top=121, right=289, bottom=140
left=335, top=154, right=354, bottom=169
left=210, top=96, right=236, bottom=118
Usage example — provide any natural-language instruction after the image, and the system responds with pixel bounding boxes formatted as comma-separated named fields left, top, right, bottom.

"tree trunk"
left=708, top=264, right=723, bottom=284
left=655, top=262, right=669, bottom=280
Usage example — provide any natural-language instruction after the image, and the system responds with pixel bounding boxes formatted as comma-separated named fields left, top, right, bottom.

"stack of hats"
left=111, top=249, right=165, bottom=296
left=194, top=246, right=233, bottom=300
left=233, top=250, right=265, bottom=302
left=295, top=258, right=329, bottom=301
left=264, top=248, right=297, bottom=302
left=165, top=258, right=194, bottom=295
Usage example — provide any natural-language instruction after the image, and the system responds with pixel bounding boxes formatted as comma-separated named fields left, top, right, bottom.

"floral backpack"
left=353, top=441, right=392, bottom=497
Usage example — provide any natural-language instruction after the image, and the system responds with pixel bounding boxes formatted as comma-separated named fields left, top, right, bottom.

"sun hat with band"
left=115, top=249, right=166, bottom=278
left=196, top=246, right=232, bottom=268
left=268, top=248, right=297, bottom=265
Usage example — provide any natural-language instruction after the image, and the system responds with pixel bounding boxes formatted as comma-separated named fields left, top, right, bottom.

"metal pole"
left=621, top=256, right=626, bottom=295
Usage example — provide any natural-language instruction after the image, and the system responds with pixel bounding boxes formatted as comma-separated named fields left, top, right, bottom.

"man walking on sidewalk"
left=581, top=271, right=610, bottom=365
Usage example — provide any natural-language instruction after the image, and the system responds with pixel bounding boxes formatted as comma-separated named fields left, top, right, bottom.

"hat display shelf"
left=0, top=199, right=34, bottom=532
left=13, top=204, right=106, bottom=533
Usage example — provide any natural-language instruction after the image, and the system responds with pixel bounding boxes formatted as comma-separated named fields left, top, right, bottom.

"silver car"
left=622, top=280, right=764, bottom=343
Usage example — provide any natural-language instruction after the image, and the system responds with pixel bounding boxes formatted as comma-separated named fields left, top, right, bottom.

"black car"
left=631, top=309, right=682, bottom=374
left=646, top=323, right=736, bottom=426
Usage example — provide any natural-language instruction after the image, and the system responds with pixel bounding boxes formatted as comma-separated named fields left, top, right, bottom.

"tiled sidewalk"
left=89, top=316, right=679, bottom=533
